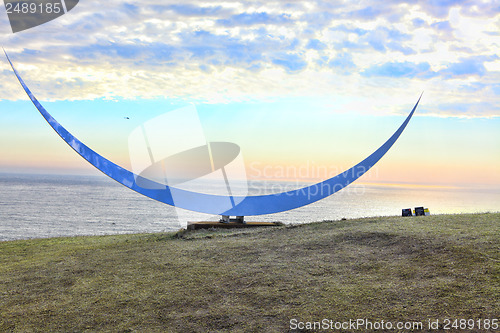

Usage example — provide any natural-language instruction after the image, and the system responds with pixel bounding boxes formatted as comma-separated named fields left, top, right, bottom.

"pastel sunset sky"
left=0, top=0, right=499, bottom=188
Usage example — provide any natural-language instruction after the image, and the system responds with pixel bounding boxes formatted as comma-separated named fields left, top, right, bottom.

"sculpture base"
left=187, top=221, right=282, bottom=230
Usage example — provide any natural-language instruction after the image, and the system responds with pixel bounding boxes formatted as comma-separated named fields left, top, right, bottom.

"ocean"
left=1, top=173, right=499, bottom=241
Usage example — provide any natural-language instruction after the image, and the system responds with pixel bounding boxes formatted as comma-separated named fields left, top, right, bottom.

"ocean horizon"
left=1, top=172, right=499, bottom=242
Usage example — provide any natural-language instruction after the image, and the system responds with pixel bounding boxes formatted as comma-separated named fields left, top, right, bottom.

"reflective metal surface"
left=5, top=51, right=421, bottom=216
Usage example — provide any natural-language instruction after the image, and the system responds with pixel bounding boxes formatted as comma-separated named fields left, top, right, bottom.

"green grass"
left=1, top=213, right=498, bottom=332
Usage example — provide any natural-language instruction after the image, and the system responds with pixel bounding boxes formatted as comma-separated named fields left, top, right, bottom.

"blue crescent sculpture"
left=5, top=50, right=421, bottom=216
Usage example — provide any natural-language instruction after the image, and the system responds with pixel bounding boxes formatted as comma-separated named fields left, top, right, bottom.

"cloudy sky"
left=0, top=0, right=499, bottom=187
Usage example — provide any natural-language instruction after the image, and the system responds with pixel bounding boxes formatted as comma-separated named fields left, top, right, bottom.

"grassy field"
left=0, top=213, right=498, bottom=332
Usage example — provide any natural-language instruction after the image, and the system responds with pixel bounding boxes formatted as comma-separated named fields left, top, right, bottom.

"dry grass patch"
left=0, top=213, right=498, bottom=332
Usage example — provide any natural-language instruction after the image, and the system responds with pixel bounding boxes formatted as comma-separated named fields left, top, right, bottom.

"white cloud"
left=0, top=0, right=498, bottom=117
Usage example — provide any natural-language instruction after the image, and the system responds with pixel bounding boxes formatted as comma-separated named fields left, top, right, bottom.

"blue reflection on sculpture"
left=4, top=50, right=421, bottom=216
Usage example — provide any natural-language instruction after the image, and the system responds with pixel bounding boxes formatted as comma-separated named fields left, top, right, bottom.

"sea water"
left=0, top=173, right=499, bottom=241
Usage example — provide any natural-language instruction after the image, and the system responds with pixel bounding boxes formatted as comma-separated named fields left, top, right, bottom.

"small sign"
left=403, top=207, right=430, bottom=217
left=415, top=206, right=425, bottom=216
left=402, top=208, right=412, bottom=217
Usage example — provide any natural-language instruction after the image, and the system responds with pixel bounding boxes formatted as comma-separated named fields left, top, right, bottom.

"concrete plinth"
left=187, top=221, right=282, bottom=230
